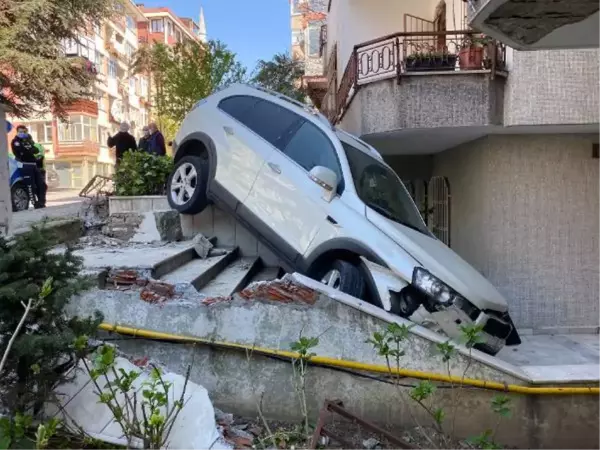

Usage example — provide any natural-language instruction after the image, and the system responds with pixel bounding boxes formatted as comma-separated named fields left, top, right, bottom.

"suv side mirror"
left=309, top=166, right=338, bottom=202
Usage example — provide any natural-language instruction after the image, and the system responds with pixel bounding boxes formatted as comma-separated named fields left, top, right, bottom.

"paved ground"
left=11, top=189, right=83, bottom=233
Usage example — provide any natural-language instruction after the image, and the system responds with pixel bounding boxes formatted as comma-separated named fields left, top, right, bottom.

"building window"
left=151, top=19, right=164, bottom=33
left=141, top=77, right=148, bottom=96
left=176, top=30, right=182, bottom=42
left=307, top=22, right=321, bottom=57
left=59, top=115, right=98, bottom=142
left=291, top=0, right=303, bottom=14
left=108, top=58, right=117, bottom=78
left=292, top=30, right=303, bottom=46
left=125, top=42, right=135, bottom=60
left=27, top=122, right=53, bottom=143
left=126, top=15, right=136, bottom=30
left=166, top=20, right=173, bottom=36
left=129, top=77, right=136, bottom=92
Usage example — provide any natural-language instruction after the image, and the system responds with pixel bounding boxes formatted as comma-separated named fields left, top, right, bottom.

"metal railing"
left=327, top=30, right=507, bottom=123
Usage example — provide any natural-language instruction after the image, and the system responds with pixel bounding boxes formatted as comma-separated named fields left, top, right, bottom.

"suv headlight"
left=412, top=267, right=462, bottom=309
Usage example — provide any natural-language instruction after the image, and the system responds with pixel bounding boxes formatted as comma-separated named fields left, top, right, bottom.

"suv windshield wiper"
left=366, top=202, right=426, bottom=234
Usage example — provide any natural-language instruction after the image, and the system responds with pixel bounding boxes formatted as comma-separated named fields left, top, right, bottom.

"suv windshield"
left=341, top=140, right=430, bottom=235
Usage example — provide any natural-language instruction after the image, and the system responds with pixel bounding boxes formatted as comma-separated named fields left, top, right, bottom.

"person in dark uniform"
left=11, top=125, right=46, bottom=208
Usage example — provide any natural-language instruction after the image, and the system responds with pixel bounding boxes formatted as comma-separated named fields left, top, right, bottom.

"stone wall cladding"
left=504, top=49, right=599, bottom=126
left=433, top=134, right=599, bottom=330
left=357, top=74, right=505, bottom=135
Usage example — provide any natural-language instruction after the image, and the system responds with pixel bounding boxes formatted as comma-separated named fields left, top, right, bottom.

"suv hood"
left=367, top=209, right=508, bottom=312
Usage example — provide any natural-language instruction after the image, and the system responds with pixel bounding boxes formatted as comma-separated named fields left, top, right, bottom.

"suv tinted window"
left=283, top=121, right=343, bottom=190
left=218, top=95, right=261, bottom=122
left=242, top=100, right=301, bottom=148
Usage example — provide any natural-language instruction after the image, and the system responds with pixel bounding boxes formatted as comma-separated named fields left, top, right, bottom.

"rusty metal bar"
left=310, top=400, right=417, bottom=449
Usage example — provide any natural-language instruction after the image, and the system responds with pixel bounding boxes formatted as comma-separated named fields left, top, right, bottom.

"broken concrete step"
left=160, top=247, right=239, bottom=293
left=201, top=257, right=261, bottom=298
left=246, top=265, right=282, bottom=287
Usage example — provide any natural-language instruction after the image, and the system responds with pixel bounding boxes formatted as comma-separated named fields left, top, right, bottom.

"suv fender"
left=302, top=238, right=388, bottom=308
left=174, top=132, right=218, bottom=183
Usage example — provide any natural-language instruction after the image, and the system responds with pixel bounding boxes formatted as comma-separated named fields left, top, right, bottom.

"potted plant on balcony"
left=458, top=34, right=489, bottom=70
left=405, top=51, right=457, bottom=72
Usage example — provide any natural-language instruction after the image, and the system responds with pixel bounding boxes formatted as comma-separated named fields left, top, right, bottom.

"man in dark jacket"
left=147, top=122, right=166, bottom=156
left=138, top=125, right=150, bottom=153
left=11, top=125, right=46, bottom=208
left=107, top=122, right=137, bottom=165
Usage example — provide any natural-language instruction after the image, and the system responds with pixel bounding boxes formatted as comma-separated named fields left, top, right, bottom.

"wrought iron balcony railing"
left=323, top=30, right=507, bottom=124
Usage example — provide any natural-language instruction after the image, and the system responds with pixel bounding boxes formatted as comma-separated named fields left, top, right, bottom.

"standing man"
left=147, top=122, right=166, bottom=156
left=107, top=122, right=137, bottom=166
left=138, top=125, right=151, bottom=153
left=10, top=125, right=46, bottom=208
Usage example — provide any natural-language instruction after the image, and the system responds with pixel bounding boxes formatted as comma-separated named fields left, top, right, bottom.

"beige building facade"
left=320, top=0, right=599, bottom=332
left=8, top=0, right=150, bottom=190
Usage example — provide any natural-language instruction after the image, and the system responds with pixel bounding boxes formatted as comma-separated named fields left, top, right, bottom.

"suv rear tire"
left=167, top=156, right=209, bottom=215
left=319, top=259, right=366, bottom=299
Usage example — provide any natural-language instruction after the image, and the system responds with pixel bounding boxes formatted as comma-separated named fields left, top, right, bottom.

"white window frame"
left=151, top=19, right=164, bottom=33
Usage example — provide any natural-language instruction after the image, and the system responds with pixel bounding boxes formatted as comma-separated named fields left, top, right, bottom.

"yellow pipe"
left=99, top=323, right=599, bottom=396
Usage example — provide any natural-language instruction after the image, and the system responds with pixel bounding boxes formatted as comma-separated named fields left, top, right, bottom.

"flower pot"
left=458, top=47, right=483, bottom=70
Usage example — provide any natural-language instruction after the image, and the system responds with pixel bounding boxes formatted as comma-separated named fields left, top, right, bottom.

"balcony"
left=64, top=99, right=99, bottom=116
left=55, top=141, right=100, bottom=159
left=326, top=30, right=508, bottom=154
left=466, top=0, right=599, bottom=50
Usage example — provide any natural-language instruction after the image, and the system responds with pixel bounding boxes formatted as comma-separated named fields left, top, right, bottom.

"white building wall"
left=433, top=134, right=599, bottom=332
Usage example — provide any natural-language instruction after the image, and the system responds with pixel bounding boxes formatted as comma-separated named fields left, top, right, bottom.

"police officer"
left=11, top=125, right=46, bottom=208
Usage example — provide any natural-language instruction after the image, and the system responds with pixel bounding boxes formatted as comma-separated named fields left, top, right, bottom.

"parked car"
left=9, top=155, right=34, bottom=212
left=166, top=84, right=521, bottom=355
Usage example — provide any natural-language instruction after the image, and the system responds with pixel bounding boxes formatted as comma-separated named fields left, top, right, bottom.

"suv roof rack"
left=241, top=83, right=335, bottom=130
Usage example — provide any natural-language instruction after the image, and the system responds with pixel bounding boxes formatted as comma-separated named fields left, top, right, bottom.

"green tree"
left=0, top=227, right=102, bottom=416
left=251, top=53, right=306, bottom=102
left=133, top=39, right=246, bottom=125
left=0, top=0, right=116, bottom=118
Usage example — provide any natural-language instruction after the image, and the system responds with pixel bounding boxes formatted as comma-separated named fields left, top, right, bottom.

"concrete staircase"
left=74, top=238, right=283, bottom=301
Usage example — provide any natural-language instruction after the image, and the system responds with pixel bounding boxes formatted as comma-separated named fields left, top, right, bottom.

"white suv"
left=167, top=83, right=521, bottom=355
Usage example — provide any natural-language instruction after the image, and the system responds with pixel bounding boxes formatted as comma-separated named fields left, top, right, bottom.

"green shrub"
left=113, top=151, right=174, bottom=196
left=0, top=226, right=102, bottom=417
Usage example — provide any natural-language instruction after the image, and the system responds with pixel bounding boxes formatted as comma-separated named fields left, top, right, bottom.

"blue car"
left=9, top=156, right=35, bottom=211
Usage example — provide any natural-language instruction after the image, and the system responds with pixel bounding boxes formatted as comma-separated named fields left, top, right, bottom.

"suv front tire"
left=319, top=259, right=366, bottom=299
left=167, top=156, right=209, bottom=215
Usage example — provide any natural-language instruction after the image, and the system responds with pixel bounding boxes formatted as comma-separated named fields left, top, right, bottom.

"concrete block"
left=130, top=212, right=161, bottom=243
left=193, top=233, right=214, bottom=259
left=152, top=197, right=170, bottom=211
left=154, top=210, right=183, bottom=242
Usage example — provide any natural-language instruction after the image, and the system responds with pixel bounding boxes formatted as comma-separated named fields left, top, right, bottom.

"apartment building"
left=137, top=5, right=207, bottom=45
left=466, top=0, right=599, bottom=50
left=7, top=0, right=150, bottom=189
left=320, top=0, right=599, bottom=335
left=290, top=0, right=328, bottom=107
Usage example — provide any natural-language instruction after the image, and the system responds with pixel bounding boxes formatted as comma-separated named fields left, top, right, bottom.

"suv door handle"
left=267, top=162, right=281, bottom=174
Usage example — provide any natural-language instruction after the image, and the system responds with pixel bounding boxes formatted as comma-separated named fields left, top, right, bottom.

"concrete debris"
left=193, top=233, right=213, bottom=259
left=130, top=212, right=162, bottom=243
left=201, top=296, right=232, bottom=306
left=107, top=269, right=147, bottom=288
left=102, top=213, right=144, bottom=241
left=239, top=275, right=317, bottom=305
left=79, top=196, right=109, bottom=229
left=141, top=281, right=176, bottom=304
left=362, top=437, right=381, bottom=449
left=154, top=210, right=183, bottom=242
left=318, top=436, right=330, bottom=447
left=215, top=408, right=234, bottom=426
